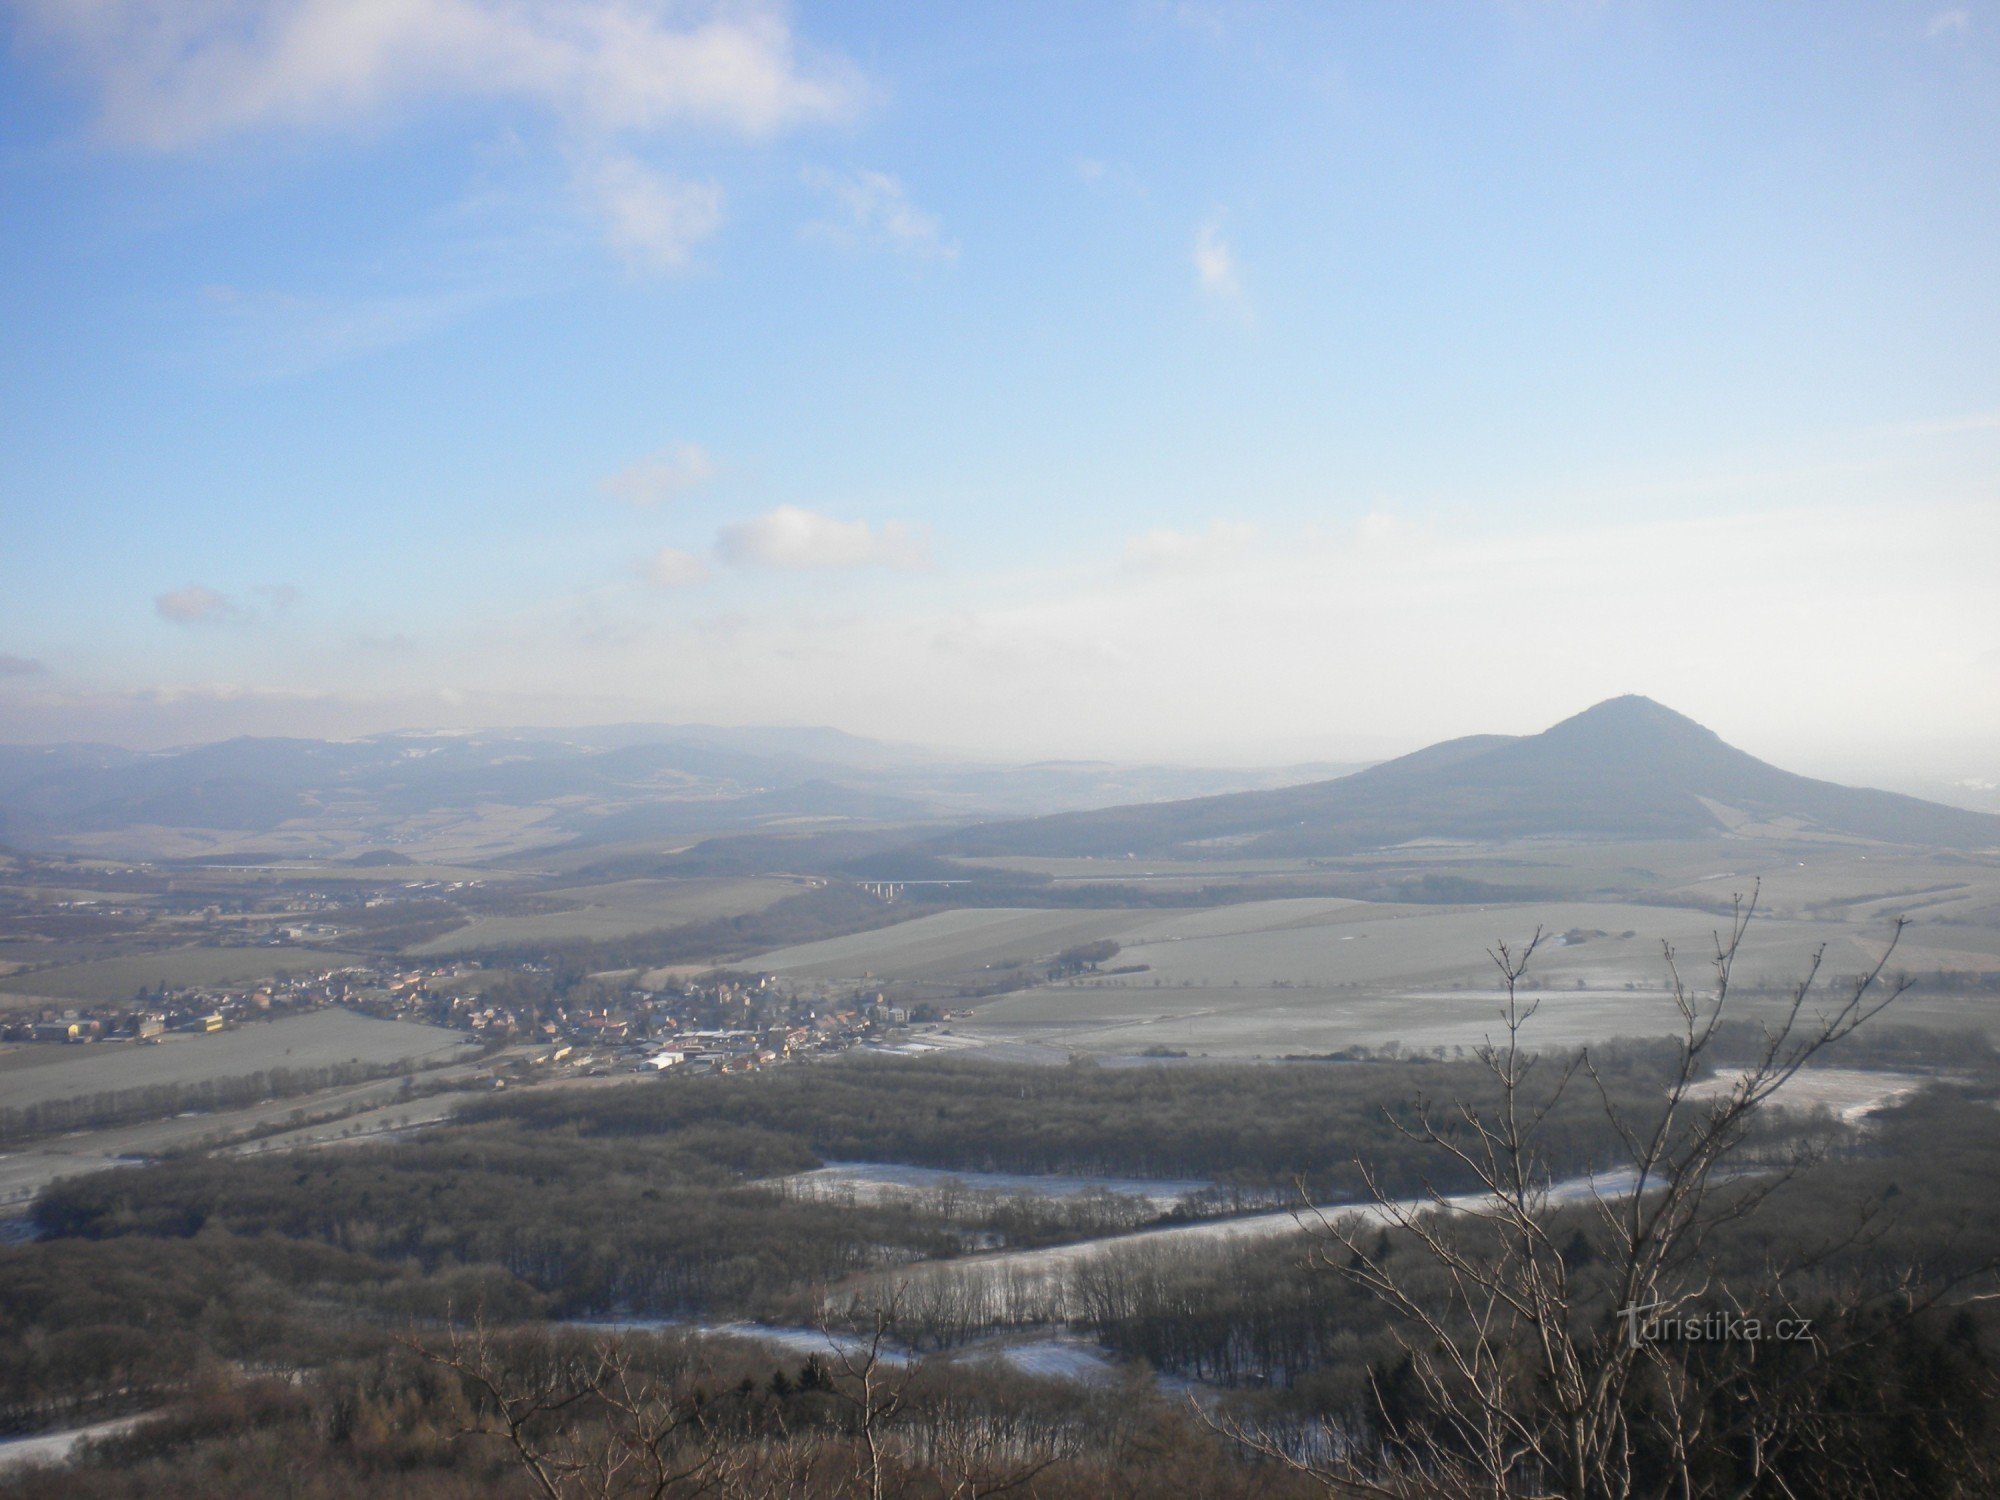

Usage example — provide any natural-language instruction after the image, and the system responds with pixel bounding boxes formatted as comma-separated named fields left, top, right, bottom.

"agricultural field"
left=1685, top=1067, right=1926, bottom=1123
left=41, top=799, right=574, bottom=864
left=0, top=946, right=377, bottom=1003
left=753, top=906, right=1153, bottom=982
left=409, top=876, right=803, bottom=956
left=169, top=860, right=523, bottom=885
left=754, top=874, right=2000, bottom=1058
left=967, top=840, right=2000, bottom=925
left=0, top=1007, right=469, bottom=1112
left=0, top=1064, right=489, bottom=1207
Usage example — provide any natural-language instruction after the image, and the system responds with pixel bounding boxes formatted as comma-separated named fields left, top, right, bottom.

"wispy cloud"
left=639, top=546, right=712, bottom=588
left=582, top=154, right=724, bottom=274
left=1926, top=9, right=1973, bottom=38
left=603, top=443, right=718, bottom=506
left=715, top=506, right=930, bottom=570
left=154, top=584, right=234, bottom=625
left=1193, top=215, right=1245, bottom=304
left=803, top=168, right=958, bottom=261
left=0, top=654, right=47, bottom=677
left=16, top=0, right=863, bottom=151
left=1125, top=520, right=1260, bottom=572
left=199, top=279, right=517, bottom=376
left=17, top=2, right=864, bottom=275
left=153, top=583, right=299, bottom=626
left=1075, top=157, right=1144, bottom=196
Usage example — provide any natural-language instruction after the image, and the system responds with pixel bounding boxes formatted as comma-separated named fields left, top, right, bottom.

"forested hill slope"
left=934, top=696, right=2000, bottom=858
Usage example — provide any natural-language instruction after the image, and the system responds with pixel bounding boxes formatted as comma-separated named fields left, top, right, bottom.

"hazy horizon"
left=1, top=695, right=1995, bottom=812
left=3, top=3, right=1996, bottom=784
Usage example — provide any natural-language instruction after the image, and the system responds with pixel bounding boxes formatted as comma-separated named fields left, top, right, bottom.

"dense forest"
left=7, top=1046, right=1740, bottom=1433
left=9, top=1036, right=2000, bottom=1497
left=460, top=1032, right=1951, bottom=1195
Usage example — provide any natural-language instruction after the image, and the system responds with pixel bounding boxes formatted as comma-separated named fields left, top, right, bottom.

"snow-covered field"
left=779, top=1161, right=1213, bottom=1212
left=1684, top=1067, right=1924, bottom=1123
left=564, top=1317, right=915, bottom=1368
left=970, top=1336, right=1120, bottom=1384
left=874, top=1168, right=1643, bottom=1320
left=0, top=1413, right=152, bottom=1474
left=567, top=1317, right=1122, bottom=1386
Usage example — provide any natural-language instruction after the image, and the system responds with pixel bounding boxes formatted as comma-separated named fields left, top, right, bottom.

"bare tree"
left=406, top=1317, right=738, bottom=1499
left=820, top=1295, right=918, bottom=1500
left=1222, top=887, right=1969, bottom=1499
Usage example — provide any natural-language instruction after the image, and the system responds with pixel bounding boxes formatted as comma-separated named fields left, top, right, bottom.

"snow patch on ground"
left=781, top=1161, right=1213, bottom=1211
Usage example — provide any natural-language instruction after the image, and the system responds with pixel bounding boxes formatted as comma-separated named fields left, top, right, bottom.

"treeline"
left=0, top=1233, right=541, bottom=1435
left=29, top=1122, right=932, bottom=1319
left=899, top=1084, right=2000, bottom=1393
left=465, top=1047, right=1740, bottom=1200
left=12, top=1109, right=1198, bottom=1429
left=0, top=1057, right=423, bottom=1147
left=0, top=1329, right=1313, bottom=1500
left=12, top=1045, right=1992, bottom=1495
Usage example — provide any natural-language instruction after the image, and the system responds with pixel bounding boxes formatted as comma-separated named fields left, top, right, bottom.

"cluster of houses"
left=0, top=975, right=330, bottom=1046
left=2, top=944, right=942, bottom=1084
left=373, top=965, right=925, bottom=1076
left=0, top=953, right=500, bottom=1049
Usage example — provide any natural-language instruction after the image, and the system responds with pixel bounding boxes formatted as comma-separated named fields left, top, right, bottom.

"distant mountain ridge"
left=935, top=697, right=2000, bottom=857
left=0, top=725, right=1367, bottom=856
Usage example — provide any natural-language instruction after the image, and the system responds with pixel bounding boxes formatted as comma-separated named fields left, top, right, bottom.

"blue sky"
left=1, top=1, right=1996, bottom=777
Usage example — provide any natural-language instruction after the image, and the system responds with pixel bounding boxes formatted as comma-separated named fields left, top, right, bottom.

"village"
left=0, top=951, right=956, bottom=1082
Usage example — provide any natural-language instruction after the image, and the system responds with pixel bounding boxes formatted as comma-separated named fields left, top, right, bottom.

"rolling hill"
left=934, top=696, right=2000, bottom=858
left=0, top=725, right=1364, bottom=857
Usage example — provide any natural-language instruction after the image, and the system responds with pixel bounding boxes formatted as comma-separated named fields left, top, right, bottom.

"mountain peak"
left=939, top=697, right=2000, bottom=857
left=1552, top=694, right=1710, bottom=732
left=1533, top=696, right=1726, bottom=759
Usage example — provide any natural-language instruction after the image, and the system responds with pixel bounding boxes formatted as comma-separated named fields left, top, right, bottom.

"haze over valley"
left=5, top=3, right=2000, bottom=1494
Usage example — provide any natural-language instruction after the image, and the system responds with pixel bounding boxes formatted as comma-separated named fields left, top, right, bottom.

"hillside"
left=935, top=696, right=2000, bottom=858
left=0, top=726, right=1365, bottom=858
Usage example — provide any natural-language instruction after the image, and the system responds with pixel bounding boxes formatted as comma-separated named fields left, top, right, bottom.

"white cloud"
left=1926, top=9, right=1972, bottom=37
left=154, top=584, right=234, bottom=624
left=17, top=2, right=861, bottom=276
left=1193, top=216, right=1244, bottom=302
left=1124, top=520, right=1259, bottom=571
left=45, top=499, right=2000, bottom=775
left=17, top=0, right=863, bottom=151
left=715, top=506, right=930, bottom=571
left=803, top=167, right=957, bottom=261
left=582, top=154, right=723, bottom=274
left=471, top=499, right=1992, bottom=769
left=639, top=545, right=712, bottom=588
left=603, top=442, right=717, bottom=505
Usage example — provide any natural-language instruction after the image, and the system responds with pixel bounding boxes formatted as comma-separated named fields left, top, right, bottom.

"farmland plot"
left=0, top=947, right=376, bottom=1002
left=930, top=897, right=1989, bottom=1058
left=411, top=876, right=799, bottom=955
left=0, top=1007, right=469, bottom=1112
left=752, top=907, right=1169, bottom=981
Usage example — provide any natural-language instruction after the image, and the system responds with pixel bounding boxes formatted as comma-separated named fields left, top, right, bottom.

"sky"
left=1, top=1, right=1997, bottom=783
